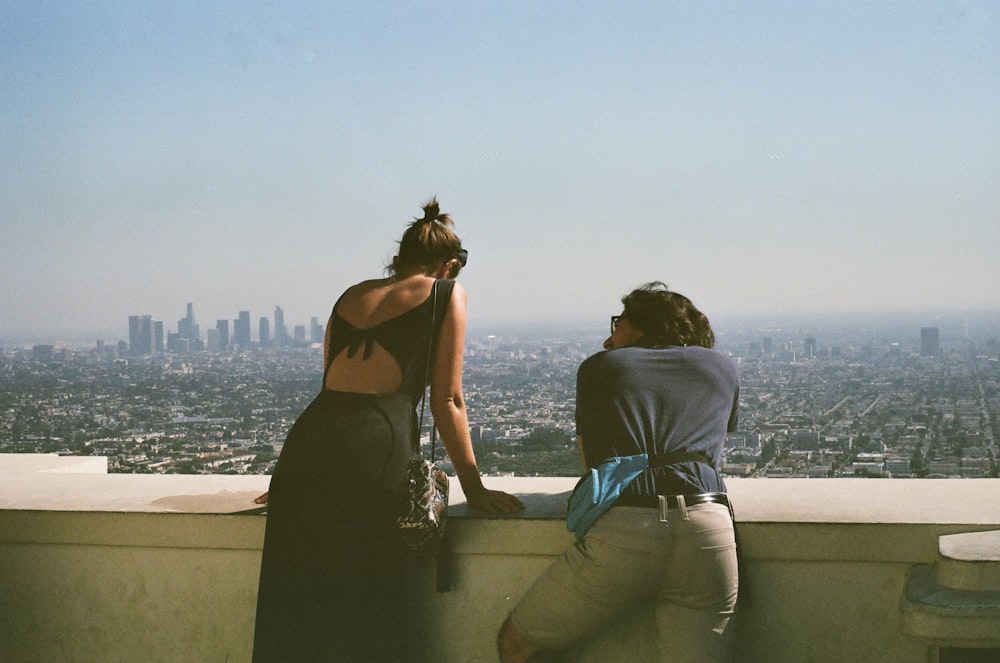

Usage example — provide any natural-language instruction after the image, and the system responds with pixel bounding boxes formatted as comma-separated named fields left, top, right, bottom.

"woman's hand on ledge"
left=251, top=486, right=526, bottom=513
left=465, top=486, right=525, bottom=514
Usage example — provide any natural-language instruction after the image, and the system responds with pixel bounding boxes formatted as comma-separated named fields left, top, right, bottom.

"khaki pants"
left=510, top=503, right=738, bottom=663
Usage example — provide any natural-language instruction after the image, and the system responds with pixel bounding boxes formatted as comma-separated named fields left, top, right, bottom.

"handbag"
left=398, top=432, right=449, bottom=552
left=565, top=453, right=648, bottom=539
left=397, top=280, right=451, bottom=554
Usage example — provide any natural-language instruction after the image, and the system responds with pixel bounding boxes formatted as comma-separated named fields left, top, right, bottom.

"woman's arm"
left=430, top=282, right=523, bottom=514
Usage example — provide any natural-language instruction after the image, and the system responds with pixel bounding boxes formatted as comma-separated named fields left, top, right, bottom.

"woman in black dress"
left=252, top=199, right=524, bottom=663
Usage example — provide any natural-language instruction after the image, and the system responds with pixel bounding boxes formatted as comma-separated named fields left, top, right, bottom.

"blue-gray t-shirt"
left=575, top=345, right=740, bottom=496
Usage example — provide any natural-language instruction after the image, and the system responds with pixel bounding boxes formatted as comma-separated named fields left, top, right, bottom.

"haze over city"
left=2, top=2, right=998, bottom=343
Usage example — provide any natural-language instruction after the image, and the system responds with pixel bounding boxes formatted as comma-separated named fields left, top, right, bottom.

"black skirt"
left=252, top=390, right=416, bottom=663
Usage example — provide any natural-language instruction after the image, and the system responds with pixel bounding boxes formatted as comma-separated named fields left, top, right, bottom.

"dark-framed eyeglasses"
left=453, top=249, right=468, bottom=267
left=610, top=315, right=625, bottom=334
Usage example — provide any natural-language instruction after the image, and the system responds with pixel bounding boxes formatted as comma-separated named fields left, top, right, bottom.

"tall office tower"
left=128, top=315, right=154, bottom=356
left=274, top=306, right=287, bottom=345
left=310, top=316, right=324, bottom=344
left=294, top=324, right=306, bottom=344
left=207, top=328, right=221, bottom=353
left=139, top=315, right=154, bottom=355
left=129, top=316, right=141, bottom=355
left=216, top=320, right=230, bottom=351
left=804, top=337, right=817, bottom=358
left=186, top=303, right=199, bottom=341
left=234, top=310, right=251, bottom=349
left=177, top=303, right=200, bottom=343
left=921, top=327, right=940, bottom=357
left=259, top=317, right=271, bottom=348
left=154, top=321, right=164, bottom=353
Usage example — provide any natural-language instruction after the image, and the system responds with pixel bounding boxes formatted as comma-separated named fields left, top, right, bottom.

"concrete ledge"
left=3, top=456, right=1000, bottom=663
left=4, top=469, right=1000, bottom=563
left=4, top=454, right=1000, bottom=527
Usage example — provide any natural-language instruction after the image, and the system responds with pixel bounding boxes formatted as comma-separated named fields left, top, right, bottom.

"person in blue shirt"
left=499, top=281, right=740, bottom=663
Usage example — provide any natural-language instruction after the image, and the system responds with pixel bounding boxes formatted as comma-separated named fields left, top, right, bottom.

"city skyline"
left=5, top=300, right=999, bottom=357
left=122, top=302, right=326, bottom=355
left=2, top=2, right=998, bottom=340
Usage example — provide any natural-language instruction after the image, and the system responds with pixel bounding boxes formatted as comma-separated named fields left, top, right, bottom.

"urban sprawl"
left=3, top=306, right=998, bottom=480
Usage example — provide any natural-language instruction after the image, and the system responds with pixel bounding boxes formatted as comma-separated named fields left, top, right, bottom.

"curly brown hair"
left=621, top=281, right=715, bottom=349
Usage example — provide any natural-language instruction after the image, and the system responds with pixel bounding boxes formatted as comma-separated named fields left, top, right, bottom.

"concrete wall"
left=0, top=511, right=262, bottom=663
left=2, top=462, right=999, bottom=663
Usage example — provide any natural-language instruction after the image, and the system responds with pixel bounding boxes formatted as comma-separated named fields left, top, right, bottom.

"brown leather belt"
left=615, top=491, right=730, bottom=510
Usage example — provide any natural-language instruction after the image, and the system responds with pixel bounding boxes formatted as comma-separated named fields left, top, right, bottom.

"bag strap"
left=416, top=281, right=438, bottom=457
left=415, top=279, right=455, bottom=460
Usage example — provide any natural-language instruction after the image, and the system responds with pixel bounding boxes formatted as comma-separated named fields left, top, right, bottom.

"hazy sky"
left=2, top=1, right=998, bottom=342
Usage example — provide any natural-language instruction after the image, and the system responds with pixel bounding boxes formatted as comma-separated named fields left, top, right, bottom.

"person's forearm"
left=431, top=396, right=484, bottom=493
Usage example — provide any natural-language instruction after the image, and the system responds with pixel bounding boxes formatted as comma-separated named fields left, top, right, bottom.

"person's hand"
left=465, top=486, right=524, bottom=514
left=254, top=492, right=269, bottom=504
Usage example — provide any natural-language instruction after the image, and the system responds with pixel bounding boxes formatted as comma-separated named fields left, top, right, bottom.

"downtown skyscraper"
left=234, top=310, right=252, bottom=349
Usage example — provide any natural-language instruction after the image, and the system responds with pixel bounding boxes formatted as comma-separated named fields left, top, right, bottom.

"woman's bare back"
left=324, top=275, right=437, bottom=394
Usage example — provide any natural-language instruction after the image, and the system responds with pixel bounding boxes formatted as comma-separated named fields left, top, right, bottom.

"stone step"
left=937, top=530, right=1000, bottom=593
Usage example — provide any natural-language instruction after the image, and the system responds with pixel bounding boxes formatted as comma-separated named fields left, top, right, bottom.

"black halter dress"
left=252, top=280, right=454, bottom=663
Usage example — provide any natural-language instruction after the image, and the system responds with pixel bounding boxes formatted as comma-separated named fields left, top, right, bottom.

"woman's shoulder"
left=339, top=278, right=386, bottom=298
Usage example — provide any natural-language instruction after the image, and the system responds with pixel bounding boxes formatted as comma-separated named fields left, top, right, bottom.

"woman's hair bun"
left=389, top=197, right=461, bottom=276
left=418, top=197, right=453, bottom=226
